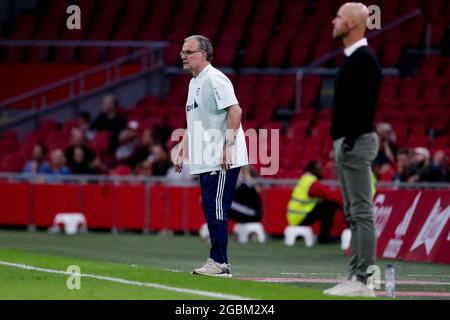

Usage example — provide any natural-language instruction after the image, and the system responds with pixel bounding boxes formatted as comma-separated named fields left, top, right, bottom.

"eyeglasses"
left=179, top=50, right=203, bottom=58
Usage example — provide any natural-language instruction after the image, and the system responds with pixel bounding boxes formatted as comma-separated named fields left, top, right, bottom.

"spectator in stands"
left=91, top=94, right=127, bottom=153
left=409, top=147, right=443, bottom=182
left=45, top=149, right=71, bottom=175
left=70, top=146, right=100, bottom=175
left=65, top=128, right=95, bottom=171
left=136, top=158, right=153, bottom=176
left=127, top=127, right=154, bottom=171
left=77, top=111, right=94, bottom=140
left=151, top=125, right=173, bottom=146
left=22, top=143, right=51, bottom=174
left=375, top=123, right=397, bottom=164
left=393, top=148, right=416, bottom=183
left=147, top=144, right=172, bottom=176
left=432, top=150, right=450, bottom=182
left=114, top=120, right=140, bottom=167
left=228, top=166, right=263, bottom=223
left=287, top=161, right=343, bottom=244
left=374, top=123, right=397, bottom=179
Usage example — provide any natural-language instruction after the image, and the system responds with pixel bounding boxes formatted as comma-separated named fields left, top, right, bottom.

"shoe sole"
left=325, top=290, right=376, bottom=297
left=323, top=283, right=352, bottom=295
left=192, top=271, right=233, bottom=278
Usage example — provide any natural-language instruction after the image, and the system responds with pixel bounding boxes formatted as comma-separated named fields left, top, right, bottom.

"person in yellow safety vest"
left=372, top=171, right=377, bottom=197
left=370, top=161, right=380, bottom=198
left=287, top=161, right=344, bottom=243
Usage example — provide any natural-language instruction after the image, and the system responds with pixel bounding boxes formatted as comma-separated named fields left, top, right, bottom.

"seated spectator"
left=77, top=111, right=94, bottom=140
left=287, top=161, right=343, bottom=243
left=111, top=164, right=132, bottom=176
left=91, top=94, right=127, bottom=153
left=44, top=149, right=71, bottom=175
left=131, top=128, right=154, bottom=169
left=152, top=125, right=173, bottom=146
left=375, top=123, right=397, bottom=163
left=148, top=144, right=172, bottom=176
left=228, top=166, right=263, bottom=223
left=393, top=148, right=416, bottom=183
left=65, top=128, right=95, bottom=170
left=22, top=143, right=51, bottom=174
left=136, top=159, right=153, bottom=176
left=114, top=120, right=140, bottom=166
left=70, top=146, right=101, bottom=174
left=374, top=123, right=397, bottom=177
left=409, top=147, right=443, bottom=182
left=431, top=150, right=450, bottom=182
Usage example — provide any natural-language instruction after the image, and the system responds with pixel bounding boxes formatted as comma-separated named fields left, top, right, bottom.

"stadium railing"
left=0, top=172, right=448, bottom=234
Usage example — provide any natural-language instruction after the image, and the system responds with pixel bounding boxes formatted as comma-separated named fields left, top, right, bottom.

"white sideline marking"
left=243, top=277, right=450, bottom=286
left=0, top=260, right=252, bottom=300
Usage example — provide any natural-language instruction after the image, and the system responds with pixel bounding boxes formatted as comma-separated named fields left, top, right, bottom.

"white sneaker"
left=323, top=275, right=356, bottom=295
left=192, top=258, right=232, bottom=278
left=326, top=280, right=377, bottom=297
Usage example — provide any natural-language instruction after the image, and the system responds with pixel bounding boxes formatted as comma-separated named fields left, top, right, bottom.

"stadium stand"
left=0, top=0, right=449, bottom=182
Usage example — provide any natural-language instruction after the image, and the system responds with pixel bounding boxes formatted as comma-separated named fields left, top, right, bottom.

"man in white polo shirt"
left=172, top=35, right=248, bottom=277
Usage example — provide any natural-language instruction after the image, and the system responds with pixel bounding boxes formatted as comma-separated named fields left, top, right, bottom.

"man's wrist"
left=224, top=139, right=235, bottom=147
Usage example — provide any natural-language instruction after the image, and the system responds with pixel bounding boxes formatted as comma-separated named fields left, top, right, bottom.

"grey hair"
left=184, top=35, right=214, bottom=62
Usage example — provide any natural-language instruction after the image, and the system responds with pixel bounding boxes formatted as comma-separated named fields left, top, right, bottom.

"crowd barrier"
left=369, top=189, right=450, bottom=264
left=0, top=174, right=448, bottom=264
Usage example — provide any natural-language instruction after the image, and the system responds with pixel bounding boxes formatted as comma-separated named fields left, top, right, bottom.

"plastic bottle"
left=385, top=264, right=396, bottom=298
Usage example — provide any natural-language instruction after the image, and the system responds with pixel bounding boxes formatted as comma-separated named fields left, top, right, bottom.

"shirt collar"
left=344, top=38, right=368, bottom=57
left=194, top=64, right=212, bottom=80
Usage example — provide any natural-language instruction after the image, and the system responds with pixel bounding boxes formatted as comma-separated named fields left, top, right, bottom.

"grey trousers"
left=333, top=132, right=379, bottom=282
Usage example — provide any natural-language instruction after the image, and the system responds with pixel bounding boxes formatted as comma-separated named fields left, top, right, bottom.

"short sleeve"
left=210, top=73, right=239, bottom=110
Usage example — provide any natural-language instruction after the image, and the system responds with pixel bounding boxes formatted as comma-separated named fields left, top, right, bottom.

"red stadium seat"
left=398, top=77, right=421, bottom=103
left=253, top=77, right=276, bottom=102
left=281, top=0, right=307, bottom=25
left=45, top=0, right=70, bottom=22
left=401, top=16, right=427, bottom=47
left=214, top=40, right=239, bottom=66
left=378, top=0, right=400, bottom=22
left=421, top=80, right=443, bottom=104
left=121, top=0, right=148, bottom=25
left=90, top=131, right=110, bottom=157
left=96, top=0, right=123, bottom=23
left=2, top=13, right=37, bottom=62
left=274, top=75, right=295, bottom=107
left=266, top=36, right=290, bottom=67
left=288, top=42, right=310, bottom=67
left=430, top=18, right=448, bottom=47
left=380, top=40, right=404, bottom=67
left=431, top=136, right=449, bottom=149
left=252, top=103, right=275, bottom=127
left=0, top=151, right=27, bottom=172
left=423, top=0, right=444, bottom=20
left=406, top=135, right=430, bottom=148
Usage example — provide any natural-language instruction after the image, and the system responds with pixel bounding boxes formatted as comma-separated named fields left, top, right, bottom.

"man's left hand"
left=342, top=138, right=354, bottom=152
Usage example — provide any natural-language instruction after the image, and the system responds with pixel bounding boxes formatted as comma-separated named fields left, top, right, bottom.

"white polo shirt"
left=185, top=64, right=248, bottom=175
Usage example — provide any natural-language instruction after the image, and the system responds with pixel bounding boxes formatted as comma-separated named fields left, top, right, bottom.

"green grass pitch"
left=0, top=230, right=449, bottom=300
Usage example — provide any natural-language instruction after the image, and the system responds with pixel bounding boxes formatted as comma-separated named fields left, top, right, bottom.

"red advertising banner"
left=0, top=181, right=448, bottom=264
left=369, top=189, right=450, bottom=264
